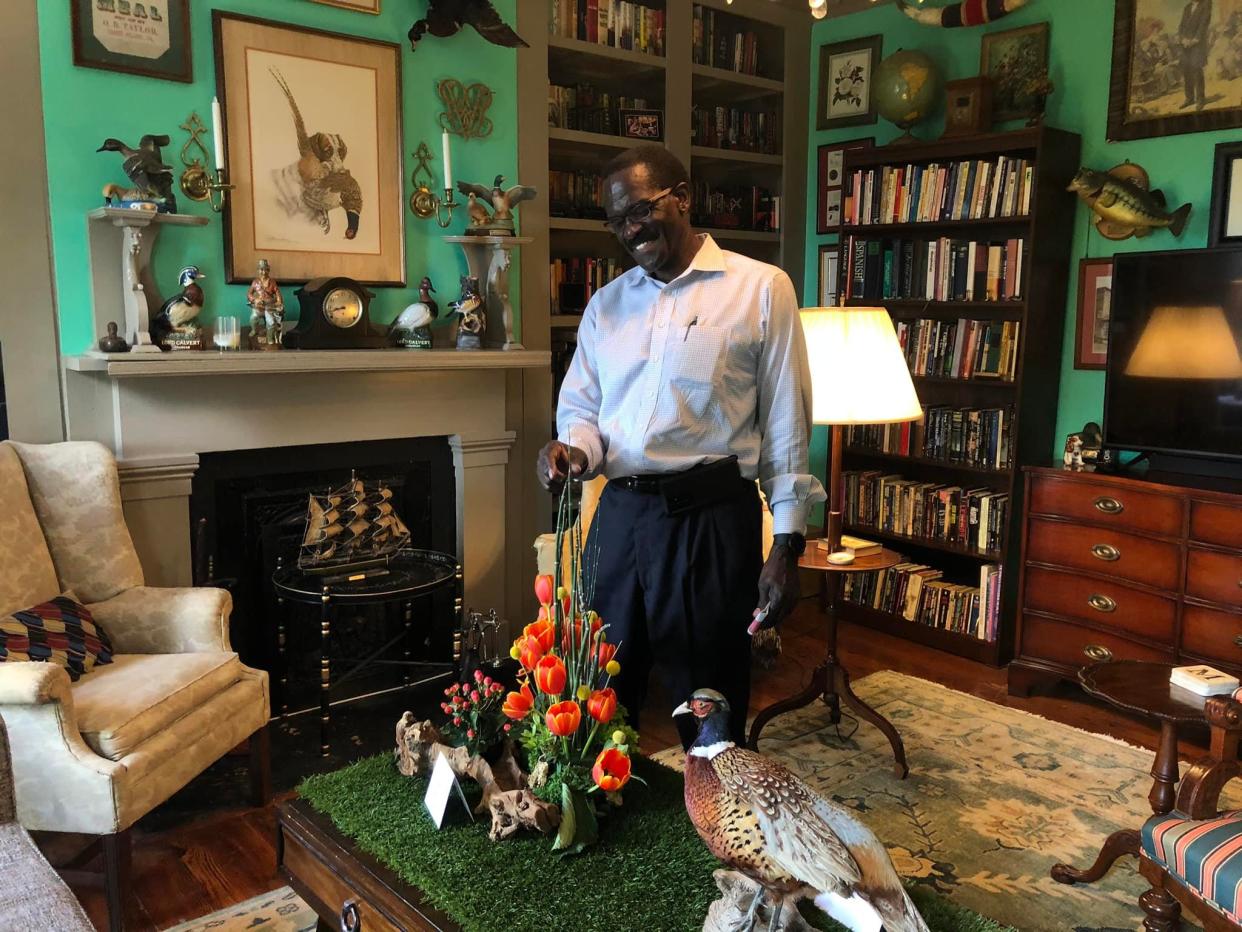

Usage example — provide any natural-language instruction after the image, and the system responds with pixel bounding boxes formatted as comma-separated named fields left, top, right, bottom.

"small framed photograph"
left=619, top=109, right=664, bottom=140
left=817, top=137, right=872, bottom=234
left=1209, top=142, right=1242, bottom=248
left=72, top=0, right=192, bottom=83
left=307, top=0, right=381, bottom=11
left=980, top=22, right=1050, bottom=122
left=1075, top=258, right=1113, bottom=370
left=818, top=245, right=841, bottom=308
left=817, top=35, right=882, bottom=130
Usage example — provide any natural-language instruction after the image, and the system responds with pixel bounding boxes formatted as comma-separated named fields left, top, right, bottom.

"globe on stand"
left=874, top=49, right=944, bottom=144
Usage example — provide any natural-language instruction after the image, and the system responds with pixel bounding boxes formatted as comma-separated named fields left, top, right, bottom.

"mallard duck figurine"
left=97, top=135, right=177, bottom=214
left=152, top=266, right=205, bottom=347
left=456, top=175, right=537, bottom=232
left=676, top=689, right=929, bottom=932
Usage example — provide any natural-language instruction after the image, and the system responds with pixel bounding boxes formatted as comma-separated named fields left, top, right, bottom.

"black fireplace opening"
left=190, top=437, right=457, bottom=718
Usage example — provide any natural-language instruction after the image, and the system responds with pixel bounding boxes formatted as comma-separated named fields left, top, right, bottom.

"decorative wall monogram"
left=437, top=79, right=494, bottom=140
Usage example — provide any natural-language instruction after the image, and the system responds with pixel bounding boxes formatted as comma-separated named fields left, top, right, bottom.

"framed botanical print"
left=1209, top=141, right=1242, bottom=248
left=1107, top=0, right=1242, bottom=141
left=1075, top=258, right=1113, bottom=370
left=980, top=22, right=1050, bottom=122
left=817, top=137, right=872, bottom=234
left=72, top=0, right=192, bottom=83
left=213, top=12, right=406, bottom=285
left=818, top=245, right=841, bottom=308
left=817, top=35, right=883, bottom=130
left=307, top=0, right=381, bottom=11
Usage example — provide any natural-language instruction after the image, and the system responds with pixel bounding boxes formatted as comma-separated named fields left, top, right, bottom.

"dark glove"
left=536, top=440, right=588, bottom=495
left=753, top=534, right=803, bottom=631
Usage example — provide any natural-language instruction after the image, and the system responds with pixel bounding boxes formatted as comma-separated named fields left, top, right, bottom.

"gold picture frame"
left=213, top=12, right=405, bottom=285
left=306, top=0, right=381, bottom=13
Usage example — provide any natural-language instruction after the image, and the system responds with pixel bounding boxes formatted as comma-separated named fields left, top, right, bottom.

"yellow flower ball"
left=605, top=660, right=621, bottom=677
left=509, top=644, right=521, bottom=660
left=576, top=685, right=591, bottom=701
left=612, top=730, right=626, bottom=745
left=556, top=586, right=568, bottom=601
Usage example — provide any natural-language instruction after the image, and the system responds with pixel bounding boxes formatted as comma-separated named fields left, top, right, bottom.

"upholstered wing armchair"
left=0, top=440, right=270, bottom=932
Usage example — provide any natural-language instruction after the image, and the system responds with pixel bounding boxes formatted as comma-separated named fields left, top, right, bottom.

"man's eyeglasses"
left=602, top=188, right=674, bottom=234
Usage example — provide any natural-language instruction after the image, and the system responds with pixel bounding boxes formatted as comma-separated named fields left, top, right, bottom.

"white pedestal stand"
left=444, top=235, right=533, bottom=350
left=86, top=207, right=209, bottom=353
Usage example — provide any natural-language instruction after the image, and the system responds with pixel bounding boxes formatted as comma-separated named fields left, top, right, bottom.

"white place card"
left=424, top=751, right=473, bottom=829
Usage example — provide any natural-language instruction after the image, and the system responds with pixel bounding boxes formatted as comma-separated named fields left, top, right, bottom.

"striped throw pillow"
left=0, top=596, right=114, bottom=681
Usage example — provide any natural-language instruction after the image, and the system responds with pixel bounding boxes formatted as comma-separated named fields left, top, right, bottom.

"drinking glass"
left=213, top=317, right=240, bottom=351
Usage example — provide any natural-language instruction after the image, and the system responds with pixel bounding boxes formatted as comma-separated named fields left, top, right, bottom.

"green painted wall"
left=804, top=0, right=1240, bottom=495
left=38, top=0, right=519, bottom=354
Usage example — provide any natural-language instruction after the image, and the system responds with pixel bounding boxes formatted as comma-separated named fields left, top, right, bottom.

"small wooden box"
left=943, top=77, right=992, bottom=137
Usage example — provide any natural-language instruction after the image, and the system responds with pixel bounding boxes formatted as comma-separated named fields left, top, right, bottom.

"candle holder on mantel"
left=408, top=141, right=459, bottom=228
left=444, top=234, right=532, bottom=350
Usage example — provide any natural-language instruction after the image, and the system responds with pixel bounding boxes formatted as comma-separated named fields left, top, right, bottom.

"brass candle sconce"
left=409, top=141, right=458, bottom=228
left=179, top=112, right=233, bottom=213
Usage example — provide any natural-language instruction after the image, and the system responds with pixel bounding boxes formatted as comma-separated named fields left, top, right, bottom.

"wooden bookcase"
left=831, top=127, right=1082, bottom=665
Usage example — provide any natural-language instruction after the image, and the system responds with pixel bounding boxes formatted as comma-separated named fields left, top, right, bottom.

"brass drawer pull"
left=1093, top=496, right=1124, bottom=515
left=1234, top=635, right=1242, bottom=648
left=340, top=901, right=361, bottom=932
left=1084, top=644, right=1114, bottom=662
left=1091, top=543, right=1121, bottom=562
left=1088, top=594, right=1117, bottom=613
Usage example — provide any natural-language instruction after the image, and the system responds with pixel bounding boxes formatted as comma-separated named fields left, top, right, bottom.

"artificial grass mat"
left=299, top=754, right=1013, bottom=932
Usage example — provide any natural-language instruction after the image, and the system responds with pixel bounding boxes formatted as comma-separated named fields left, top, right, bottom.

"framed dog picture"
left=817, top=35, right=882, bottom=130
left=72, top=0, right=192, bottom=83
left=213, top=12, right=406, bottom=285
left=1209, top=141, right=1242, bottom=247
left=619, top=109, right=664, bottom=140
left=1075, top=258, right=1113, bottom=370
left=817, top=137, right=872, bottom=233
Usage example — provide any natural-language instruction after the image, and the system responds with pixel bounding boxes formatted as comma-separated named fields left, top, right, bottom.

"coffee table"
left=278, top=798, right=460, bottom=932
left=1050, top=660, right=1209, bottom=886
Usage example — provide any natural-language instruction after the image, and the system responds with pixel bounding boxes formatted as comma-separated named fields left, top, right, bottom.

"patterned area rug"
left=163, top=886, right=316, bottom=932
left=655, top=670, right=1241, bottom=932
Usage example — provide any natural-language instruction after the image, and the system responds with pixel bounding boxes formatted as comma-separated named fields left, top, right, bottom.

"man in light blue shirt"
left=537, top=145, right=824, bottom=744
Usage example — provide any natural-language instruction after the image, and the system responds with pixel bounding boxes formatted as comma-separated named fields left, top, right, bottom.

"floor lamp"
left=747, top=307, right=922, bottom=777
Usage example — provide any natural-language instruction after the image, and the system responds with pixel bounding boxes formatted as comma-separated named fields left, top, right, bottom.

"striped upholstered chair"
left=1139, top=693, right=1242, bottom=931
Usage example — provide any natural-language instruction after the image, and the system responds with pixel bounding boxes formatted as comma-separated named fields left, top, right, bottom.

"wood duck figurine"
left=97, top=134, right=177, bottom=213
left=153, top=266, right=206, bottom=350
left=676, top=689, right=929, bottom=932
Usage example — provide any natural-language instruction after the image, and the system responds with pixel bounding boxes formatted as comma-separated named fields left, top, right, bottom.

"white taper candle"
left=441, top=131, right=453, bottom=192
left=212, top=96, right=225, bottom=169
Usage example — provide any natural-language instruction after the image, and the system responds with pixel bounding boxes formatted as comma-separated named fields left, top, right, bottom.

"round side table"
left=273, top=549, right=460, bottom=757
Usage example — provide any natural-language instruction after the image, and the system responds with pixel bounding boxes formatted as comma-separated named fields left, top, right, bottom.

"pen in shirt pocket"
left=683, top=316, right=699, bottom=342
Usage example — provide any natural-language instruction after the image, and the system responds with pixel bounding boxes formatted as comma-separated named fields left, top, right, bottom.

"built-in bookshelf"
left=829, top=127, right=1081, bottom=666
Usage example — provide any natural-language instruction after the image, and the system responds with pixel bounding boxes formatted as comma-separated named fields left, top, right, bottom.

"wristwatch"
left=772, top=532, right=807, bottom=557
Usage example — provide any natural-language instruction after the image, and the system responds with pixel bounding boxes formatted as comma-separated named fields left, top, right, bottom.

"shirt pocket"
left=665, top=325, right=726, bottom=420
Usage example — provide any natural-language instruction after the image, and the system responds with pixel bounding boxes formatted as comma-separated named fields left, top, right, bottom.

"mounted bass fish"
left=1067, top=164, right=1192, bottom=240
left=896, top=0, right=1030, bottom=27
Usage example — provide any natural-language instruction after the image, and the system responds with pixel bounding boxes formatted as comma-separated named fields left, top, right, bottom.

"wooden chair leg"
left=101, top=828, right=132, bottom=932
left=1139, top=881, right=1182, bottom=932
left=249, top=722, right=272, bottom=807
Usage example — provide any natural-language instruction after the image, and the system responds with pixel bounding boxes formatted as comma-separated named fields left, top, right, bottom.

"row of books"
left=846, top=403, right=1014, bottom=470
left=549, top=170, right=606, bottom=218
left=691, top=105, right=780, bottom=154
left=690, top=182, right=780, bottom=232
left=841, top=469, right=1011, bottom=554
left=895, top=318, right=1021, bottom=382
left=843, top=562, right=1002, bottom=641
left=549, top=0, right=665, bottom=56
left=844, top=156, right=1035, bottom=227
left=550, top=257, right=625, bottom=313
left=691, top=5, right=771, bottom=77
left=548, top=84, right=655, bottom=135
left=843, top=237, right=1025, bottom=303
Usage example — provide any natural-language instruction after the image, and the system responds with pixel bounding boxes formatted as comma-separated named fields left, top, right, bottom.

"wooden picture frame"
left=817, top=35, right=883, bottom=131
left=1209, top=141, right=1242, bottom=248
left=71, top=0, right=192, bottom=83
left=619, top=109, right=664, bottom=141
left=816, top=137, right=872, bottom=234
left=213, top=12, right=406, bottom=286
left=980, top=22, right=1049, bottom=123
left=307, top=0, right=381, bottom=11
left=1075, top=258, right=1113, bottom=370
left=818, top=244, right=841, bottom=308
left=1107, top=0, right=1242, bottom=141
left=943, top=77, right=992, bottom=137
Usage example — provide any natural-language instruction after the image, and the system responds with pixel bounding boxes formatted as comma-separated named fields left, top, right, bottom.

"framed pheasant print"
left=213, top=13, right=406, bottom=285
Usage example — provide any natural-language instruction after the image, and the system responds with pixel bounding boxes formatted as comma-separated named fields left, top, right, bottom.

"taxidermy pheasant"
left=271, top=68, right=363, bottom=239
left=676, top=690, right=929, bottom=932
left=96, top=134, right=177, bottom=213
left=152, top=266, right=205, bottom=346
left=408, top=0, right=528, bottom=51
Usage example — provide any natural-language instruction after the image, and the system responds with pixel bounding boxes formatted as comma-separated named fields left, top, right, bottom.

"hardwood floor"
left=60, top=594, right=1208, bottom=930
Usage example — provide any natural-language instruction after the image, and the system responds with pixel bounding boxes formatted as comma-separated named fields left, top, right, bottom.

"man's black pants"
left=586, top=478, right=762, bottom=748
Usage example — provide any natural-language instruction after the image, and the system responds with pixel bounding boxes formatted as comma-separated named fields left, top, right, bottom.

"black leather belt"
left=613, top=456, right=747, bottom=515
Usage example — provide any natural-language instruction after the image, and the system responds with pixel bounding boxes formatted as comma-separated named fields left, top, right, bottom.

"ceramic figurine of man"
left=247, top=259, right=285, bottom=350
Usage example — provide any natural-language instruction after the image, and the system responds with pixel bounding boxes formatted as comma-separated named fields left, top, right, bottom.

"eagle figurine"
left=676, top=689, right=929, bottom=932
left=408, top=0, right=528, bottom=51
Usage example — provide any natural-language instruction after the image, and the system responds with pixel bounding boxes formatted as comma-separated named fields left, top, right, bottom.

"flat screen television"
left=1103, top=246, right=1242, bottom=467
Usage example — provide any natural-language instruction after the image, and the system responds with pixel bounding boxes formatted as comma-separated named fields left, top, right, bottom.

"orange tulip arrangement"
left=501, top=480, right=640, bottom=853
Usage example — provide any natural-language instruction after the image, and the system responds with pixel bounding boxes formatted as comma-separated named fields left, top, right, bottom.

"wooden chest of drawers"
left=1009, top=467, right=1242, bottom=695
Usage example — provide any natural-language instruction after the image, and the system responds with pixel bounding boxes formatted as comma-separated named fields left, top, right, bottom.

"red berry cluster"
left=439, top=670, right=508, bottom=754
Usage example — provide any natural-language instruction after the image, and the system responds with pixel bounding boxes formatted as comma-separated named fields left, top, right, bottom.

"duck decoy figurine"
left=676, top=689, right=929, bottom=932
left=391, top=277, right=439, bottom=349
left=153, top=266, right=206, bottom=350
left=465, top=192, right=492, bottom=228
left=97, top=134, right=177, bottom=214
left=408, top=0, right=528, bottom=52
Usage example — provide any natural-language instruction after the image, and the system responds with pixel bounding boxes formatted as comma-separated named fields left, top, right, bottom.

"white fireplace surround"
left=62, top=349, right=550, bottom=629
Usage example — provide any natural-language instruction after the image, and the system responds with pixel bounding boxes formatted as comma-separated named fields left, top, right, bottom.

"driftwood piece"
left=394, top=714, right=560, bottom=838
left=703, top=870, right=814, bottom=932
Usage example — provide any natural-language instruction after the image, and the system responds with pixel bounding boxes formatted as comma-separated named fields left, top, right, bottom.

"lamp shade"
left=800, top=307, right=923, bottom=425
left=1124, top=305, right=1242, bottom=379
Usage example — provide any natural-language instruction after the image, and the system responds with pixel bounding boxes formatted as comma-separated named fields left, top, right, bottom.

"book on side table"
left=1170, top=664, right=1240, bottom=697
left=816, top=534, right=882, bottom=557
